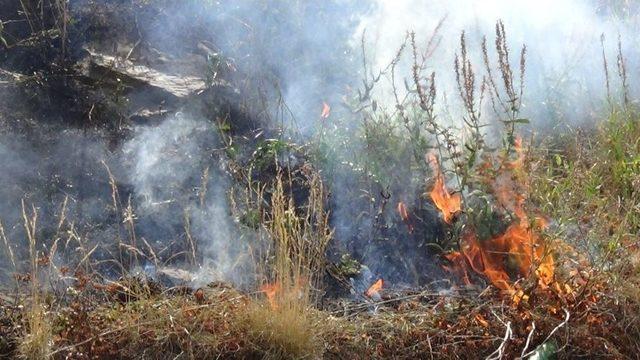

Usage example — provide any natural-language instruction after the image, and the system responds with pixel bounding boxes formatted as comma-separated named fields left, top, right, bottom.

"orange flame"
left=494, top=137, right=527, bottom=219
left=428, top=154, right=461, bottom=223
left=260, top=282, right=281, bottom=310
left=455, top=219, right=554, bottom=291
left=441, top=139, right=554, bottom=292
left=365, top=278, right=384, bottom=299
left=321, top=102, right=331, bottom=118
left=397, top=201, right=414, bottom=233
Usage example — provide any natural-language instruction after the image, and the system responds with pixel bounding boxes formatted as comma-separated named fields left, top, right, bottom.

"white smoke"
left=355, top=0, right=639, bottom=127
left=123, top=114, right=253, bottom=285
left=123, top=115, right=214, bottom=208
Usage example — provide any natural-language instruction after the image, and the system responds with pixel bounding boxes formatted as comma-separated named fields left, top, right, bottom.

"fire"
left=508, top=136, right=525, bottom=169
left=260, top=282, right=281, bottom=309
left=494, top=137, right=527, bottom=219
left=428, top=154, right=461, bottom=223
left=397, top=201, right=414, bottom=233
left=365, top=278, right=384, bottom=299
left=457, top=222, right=553, bottom=291
left=438, top=139, right=555, bottom=292
left=321, top=102, right=331, bottom=118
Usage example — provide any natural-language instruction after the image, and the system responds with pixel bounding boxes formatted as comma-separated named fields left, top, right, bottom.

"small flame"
left=321, top=102, right=331, bottom=118
left=365, top=278, right=384, bottom=299
left=474, top=314, right=490, bottom=328
left=397, top=201, right=414, bottom=233
left=428, top=154, right=461, bottom=223
left=260, top=282, right=281, bottom=310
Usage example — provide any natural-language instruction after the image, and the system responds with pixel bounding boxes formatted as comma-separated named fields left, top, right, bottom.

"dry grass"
left=18, top=304, right=51, bottom=360
left=47, top=288, right=249, bottom=359
left=265, top=170, right=332, bottom=304
left=0, top=5, right=639, bottom=358
left=2, top=125, right=635, bottom=358
left=1, top=276, right=631, bottom=359
left=17, top=202, right=52, bottom=360
left=245, top=168, right=332, bottom=358
left=244, top=302, right=325, bottom=359
left=1, top=172, right=637, bottom=358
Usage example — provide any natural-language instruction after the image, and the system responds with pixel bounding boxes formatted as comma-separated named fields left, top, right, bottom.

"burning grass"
left=438, top=139, right=555, bottom=293
left=2, top=123, right=635, bottom=358
left=0, top=150, right=638, bottom=359
left=1, top=2, right=639, bottom=358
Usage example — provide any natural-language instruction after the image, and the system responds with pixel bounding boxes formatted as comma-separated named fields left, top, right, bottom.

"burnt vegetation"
left=1, top=1, right=640, bottom=359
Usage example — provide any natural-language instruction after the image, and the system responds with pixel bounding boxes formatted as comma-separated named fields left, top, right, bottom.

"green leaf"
left=554, top=154, right=562, bottom=166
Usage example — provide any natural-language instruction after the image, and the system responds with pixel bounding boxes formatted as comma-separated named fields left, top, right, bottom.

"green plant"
left=250, top=139, right=293, bottom=172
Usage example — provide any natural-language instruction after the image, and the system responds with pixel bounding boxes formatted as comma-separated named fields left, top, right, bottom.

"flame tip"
left=365, top=278, right=384, bottom=298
